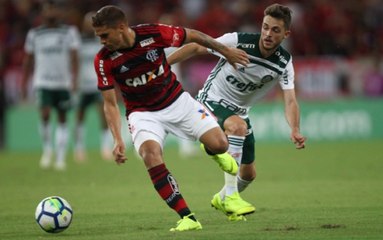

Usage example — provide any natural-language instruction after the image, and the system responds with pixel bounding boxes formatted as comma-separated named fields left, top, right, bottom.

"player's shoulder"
left=132, top=23, right=160, bottom=34
left=95, top=47, right=111, bottom=60
left=57, top=24, right=71, bottom=30
left=237, top=32, right=259, bottom=43
left=27, top=25, right=54, bottom=37
left=266, top=45, right=292, bottom=69
left=275, top=44, right=292, bottom=61
left=95, top=47, right=124, bottom=63
left=133, top=23, right=182, bottom=35
left=28, top=25, right=47, bottom=34
left=59, top=24, right=80, bottom=35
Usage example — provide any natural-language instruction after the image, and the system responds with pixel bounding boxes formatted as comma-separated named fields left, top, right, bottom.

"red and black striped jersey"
left=94, top=23, right=186, bottom=116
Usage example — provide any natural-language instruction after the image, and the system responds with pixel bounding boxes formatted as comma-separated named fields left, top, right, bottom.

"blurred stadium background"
left=0, top=0, right=383, bottom=150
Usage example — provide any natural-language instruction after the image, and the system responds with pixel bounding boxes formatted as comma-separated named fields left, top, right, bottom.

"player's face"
left=260, top=15, right=290, bottom=51
left=94, top=25, right=125, bottom=51
left=42, top=4, right=61, bottom=24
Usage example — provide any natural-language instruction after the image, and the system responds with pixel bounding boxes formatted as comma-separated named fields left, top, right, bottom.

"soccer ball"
left=35, top=196, right=73, bottom=233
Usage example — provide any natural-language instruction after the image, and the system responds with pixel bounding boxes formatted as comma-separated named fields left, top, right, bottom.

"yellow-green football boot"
left=228, top=214, right=247, bottom=221
left=211, top=193, right=254, bottom=221
left=169, top=214, right=202, bottom=232
left=223, top=192, right=255, bottom=216
left=211, top=193, right=227, bottom=214
left=200, top=144, right=238, bottom=176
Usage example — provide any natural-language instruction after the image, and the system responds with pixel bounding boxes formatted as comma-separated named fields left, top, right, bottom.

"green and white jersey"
left=79, top=36, right=101, bottom=93
left=197, top=32, right=294, bottom=118
left=24, top=24, right=80, bottom=90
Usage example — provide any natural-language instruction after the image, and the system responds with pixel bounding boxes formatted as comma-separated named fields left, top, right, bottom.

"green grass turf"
left=0, top=140, right=382, bottom=240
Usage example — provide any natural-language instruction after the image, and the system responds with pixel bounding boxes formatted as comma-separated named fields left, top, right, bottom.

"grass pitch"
left=0, top=140, right=382, bottom=240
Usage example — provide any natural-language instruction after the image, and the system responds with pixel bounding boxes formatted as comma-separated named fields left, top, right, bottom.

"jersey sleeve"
left=279, top=57, right=295, bottom=90
left=94, top=53, right=114, bottom=90
left=207, top=32, right=238, bottom=58
left=24, top=29, right=35, bottom=54
left=68, top=26, right=81, bottom=50
left=157, top=24, right=186, bottom=48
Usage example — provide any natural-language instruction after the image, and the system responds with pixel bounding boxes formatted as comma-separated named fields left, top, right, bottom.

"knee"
left=248, top=170, right=256, bottom=181
left=242, top=172, right=256, bottom=182
left=240, top=164, right=256, bottom=181
left=200, top=127, right=230, bottom=154
left=224, top=118, right=247, bottom=136
left=138, top=141, right=163, bottom=168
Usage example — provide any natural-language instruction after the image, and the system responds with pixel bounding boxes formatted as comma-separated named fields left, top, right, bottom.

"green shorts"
left=203, top=100, right=255, bottom=164
left=36, top=89, right=72, bottom=112
left=78, top=92, right=102, bottom=110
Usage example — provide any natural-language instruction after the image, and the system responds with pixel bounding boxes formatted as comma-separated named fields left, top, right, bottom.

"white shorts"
left=128, top=92, right=219, bottom=152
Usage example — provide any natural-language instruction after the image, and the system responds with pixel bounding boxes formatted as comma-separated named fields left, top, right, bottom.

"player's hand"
left=225, top=48, right=249, bottom=70
left=290, top=132, right=306, bottom=149
left=113, top=141, right=127, bottom=164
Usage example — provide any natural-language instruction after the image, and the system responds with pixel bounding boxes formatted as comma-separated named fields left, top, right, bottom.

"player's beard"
left=104, top=40, right=117, bottom=51
left=261, top=38, right=277, bottom=51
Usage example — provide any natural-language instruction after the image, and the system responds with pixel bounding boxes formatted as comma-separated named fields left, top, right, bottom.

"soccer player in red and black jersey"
left=92, top=5, right=249, bottom=231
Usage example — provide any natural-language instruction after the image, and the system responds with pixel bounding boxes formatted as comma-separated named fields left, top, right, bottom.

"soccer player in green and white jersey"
left=168, top=3, right=306, bottom=220
left=22, top=0, right=80, bottom=171
left=74, top=12, right=112, bottom=162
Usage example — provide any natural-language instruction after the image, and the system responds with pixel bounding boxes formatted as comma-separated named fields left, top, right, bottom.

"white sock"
left=75, top=124, right=85, bottom=150
left=55, top=124, right=68, bottom=164
left=39, top=122, right=52, bottom=153
left=218, top=172, right=237, bottom=199
left=237, top=175, right=252, bottom=193
left=218, top=135, right=245, bottom=200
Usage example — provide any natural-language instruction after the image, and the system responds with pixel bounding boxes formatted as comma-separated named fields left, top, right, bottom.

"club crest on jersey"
left=140, top=37, right=155, bottom=47
left=146, top=49, right=159, bottom=62
left=261, top=75, right=273, bottom=83
left=198, top=108, right=209, bottom=119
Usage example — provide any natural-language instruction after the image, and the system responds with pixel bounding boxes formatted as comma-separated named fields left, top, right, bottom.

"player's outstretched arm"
left=167, top=43, right=207, bottom=65
left=101, top=89, right=127, bottom=164
left=183, top=28, right=249, bottom=69
left=283, top=89, right=306, bottom=149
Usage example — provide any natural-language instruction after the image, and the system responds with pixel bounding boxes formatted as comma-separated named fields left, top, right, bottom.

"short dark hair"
left=92, top=5, right=127, bottom=28
left=264, top=4, right=292, bottom=30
